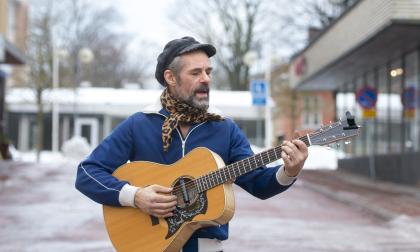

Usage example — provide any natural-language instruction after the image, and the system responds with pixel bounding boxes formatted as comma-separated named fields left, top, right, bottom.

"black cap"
left=155, top=36, right=216, bottom=86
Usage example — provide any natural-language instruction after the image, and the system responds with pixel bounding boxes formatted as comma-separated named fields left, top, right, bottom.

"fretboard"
left=195, top=135, right=311, bottom=193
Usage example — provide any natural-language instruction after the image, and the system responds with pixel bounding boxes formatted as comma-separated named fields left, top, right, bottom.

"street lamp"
left=73, top=47, right=94, bottom=135
left=52, top=47, right=69, bottom=152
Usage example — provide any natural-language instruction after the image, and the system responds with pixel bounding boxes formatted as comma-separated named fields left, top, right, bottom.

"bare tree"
left=171, top=0, right=266, bottom=91
left=27, top=0, right=56, bottom=160
left=269, top=0, right=357, bottom=54
left=55, top=0, right=150, bottom=88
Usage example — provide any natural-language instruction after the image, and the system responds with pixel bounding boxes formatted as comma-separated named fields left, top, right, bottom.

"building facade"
left=290, top=0, right=420, bottom=185
left=0, top=0, right=27, bottom=158
left=6, top=87, right=272, bottom=152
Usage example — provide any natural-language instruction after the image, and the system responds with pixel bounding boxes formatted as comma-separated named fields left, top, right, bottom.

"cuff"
left=118, top=184, right=139, bottom=207
left=276, top=166, right=298, bottom=186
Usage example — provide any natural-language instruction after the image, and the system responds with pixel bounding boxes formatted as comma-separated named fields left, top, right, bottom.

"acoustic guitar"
left=103, top=112, right=360, bottom=251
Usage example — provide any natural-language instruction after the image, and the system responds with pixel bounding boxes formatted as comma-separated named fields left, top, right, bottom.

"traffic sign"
left=251, top=80, right=267, bottom=106
left=356, top=86, right=377, bottom=109
left=401, top=86, right=417, bottom=110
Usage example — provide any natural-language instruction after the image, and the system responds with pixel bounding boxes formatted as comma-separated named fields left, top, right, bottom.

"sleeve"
left=75, top=116, right=136, bottom=206
left=228, top=120, right=296, bottom=200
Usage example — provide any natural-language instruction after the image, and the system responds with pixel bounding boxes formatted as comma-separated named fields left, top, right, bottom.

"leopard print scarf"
left=160, top=88, right=224, bottom=152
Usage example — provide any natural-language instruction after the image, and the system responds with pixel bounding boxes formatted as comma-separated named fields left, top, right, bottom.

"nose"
left=200, top=71, right=211, bottom=84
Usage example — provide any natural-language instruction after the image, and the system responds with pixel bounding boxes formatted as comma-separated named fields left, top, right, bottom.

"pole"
left=264, top=50, right=272, bottom=148
left=52, top=47, right=59, bottom=152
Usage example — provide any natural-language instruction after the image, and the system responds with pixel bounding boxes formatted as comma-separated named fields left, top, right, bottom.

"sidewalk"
left=299, top=169, right=420, bottom=221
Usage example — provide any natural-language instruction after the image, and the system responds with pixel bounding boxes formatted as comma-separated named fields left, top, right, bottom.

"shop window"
left=302, top=95, right=320, bottom=128
left=403, top=51, right=419, bottom=152
left=376, top=66, right=389, bottom=154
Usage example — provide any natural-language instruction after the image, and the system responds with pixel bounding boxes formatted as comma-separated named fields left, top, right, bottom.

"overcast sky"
left=116, top=0, right=191, bottom=54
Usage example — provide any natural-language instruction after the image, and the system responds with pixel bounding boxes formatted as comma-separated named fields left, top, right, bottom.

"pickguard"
left=164, top=192, right=208, bottom=239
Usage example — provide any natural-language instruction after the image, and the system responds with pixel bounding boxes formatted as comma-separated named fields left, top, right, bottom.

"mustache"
left=194, top=85, right=209, bottom=93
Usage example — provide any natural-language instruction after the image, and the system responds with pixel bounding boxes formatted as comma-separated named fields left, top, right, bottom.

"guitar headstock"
left=308, top=111, right=360, bottom=146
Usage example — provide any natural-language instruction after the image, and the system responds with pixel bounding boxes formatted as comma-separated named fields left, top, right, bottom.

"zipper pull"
left=181, top=141, right=186, bottom=156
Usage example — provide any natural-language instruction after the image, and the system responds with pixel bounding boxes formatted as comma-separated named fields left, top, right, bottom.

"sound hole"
left=172, top=176, right=198, bottom=209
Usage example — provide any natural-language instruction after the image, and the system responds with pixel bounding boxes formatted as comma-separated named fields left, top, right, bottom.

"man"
left=75, top=36, right=308, bottom=251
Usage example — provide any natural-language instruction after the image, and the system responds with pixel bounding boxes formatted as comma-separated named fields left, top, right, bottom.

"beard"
left=175, top=84, right=210, bottom=111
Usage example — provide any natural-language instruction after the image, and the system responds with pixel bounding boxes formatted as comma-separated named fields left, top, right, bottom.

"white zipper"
left=177, top=122, right=206, bottom=157
left=144, top=112, right=206, bottom=157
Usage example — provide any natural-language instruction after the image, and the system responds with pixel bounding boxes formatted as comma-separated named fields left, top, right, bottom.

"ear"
left=164, top=69, right=177, bottom=87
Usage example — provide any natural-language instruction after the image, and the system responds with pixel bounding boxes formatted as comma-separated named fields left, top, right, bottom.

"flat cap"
left=155, top=36, right=216, bottom=86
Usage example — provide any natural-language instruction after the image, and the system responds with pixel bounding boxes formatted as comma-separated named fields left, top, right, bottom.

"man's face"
left=169, top=51, right=213, bottom=110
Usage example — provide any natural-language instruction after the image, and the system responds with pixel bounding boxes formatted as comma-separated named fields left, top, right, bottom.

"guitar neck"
left=195, top=135, right=311, bottom=193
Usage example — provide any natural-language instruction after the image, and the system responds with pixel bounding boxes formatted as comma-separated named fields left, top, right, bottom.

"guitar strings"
left=170, top=122, right=343, bottom=195
left=170, top=134, right=314, bottom=194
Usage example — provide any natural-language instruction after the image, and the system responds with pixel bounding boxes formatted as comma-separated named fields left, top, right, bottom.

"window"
left=302, top=94, right=320, bottom=128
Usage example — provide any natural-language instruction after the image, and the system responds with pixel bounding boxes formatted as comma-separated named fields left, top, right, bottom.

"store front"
left=290, top=0, right=420, bottom=185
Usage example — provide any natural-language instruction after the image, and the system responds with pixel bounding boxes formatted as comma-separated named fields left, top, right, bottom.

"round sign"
left=401, top=86, right=417, bottom=110
left=356, top=86, right=377, bottom=109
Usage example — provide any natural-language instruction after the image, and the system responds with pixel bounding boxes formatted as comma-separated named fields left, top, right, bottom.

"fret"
left=210, top=172, right=216, bottom=188
left=196, top=178, right=201, bottom=192
left=216, top=171, right=222, bottom=184
left=221, top=168, right=226, bottom=182
left=246, top=158, right=252, bottom=173
left=233, top=162, right=239, bottom=177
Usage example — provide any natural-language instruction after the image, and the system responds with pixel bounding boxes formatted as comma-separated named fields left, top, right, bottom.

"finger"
left=285, top=141, right=299, bottom=153
left=152, top=185, right=173, bottom=193
left=151, top=201, right=178, bottom=210
left=281, top=151, right=291, bottom=165
left=153, top=194, right=178, bottom=203
left=281, top=145, right=294, bottom=155
left=152, top=210, right=174, bottom=218
left=292, top=139, right=308, bottom=151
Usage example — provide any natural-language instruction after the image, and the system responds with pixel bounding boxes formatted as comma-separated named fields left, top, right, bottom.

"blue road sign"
left=356, top=86, right=377, bottom=109
left=402, top=86, right=417, bottom=109
left=251, top=80, right=267, bottom=106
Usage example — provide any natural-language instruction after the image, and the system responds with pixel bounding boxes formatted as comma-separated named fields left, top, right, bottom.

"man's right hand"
left=134, top=185, right=178, bottom=218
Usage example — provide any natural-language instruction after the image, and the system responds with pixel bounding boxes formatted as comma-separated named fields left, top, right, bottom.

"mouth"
left=194, top=87, right=209, bottom=99
left=195, top=91, right=208, bottom=98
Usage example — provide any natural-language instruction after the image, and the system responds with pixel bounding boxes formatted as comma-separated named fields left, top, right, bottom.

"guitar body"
left=103, top=147, right=235, bottom=252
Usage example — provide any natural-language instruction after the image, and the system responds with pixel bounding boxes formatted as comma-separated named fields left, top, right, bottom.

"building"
left=289, top=0, right=420, bottom=186
left=0, top=0, right=27, bottom=158
left=6, top=87, right=272, bottom=152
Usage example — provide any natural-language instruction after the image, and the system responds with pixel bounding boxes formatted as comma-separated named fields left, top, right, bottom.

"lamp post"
left=73, top=47, right=94, bottom=136
left=52, top=47, right=68, bottom=152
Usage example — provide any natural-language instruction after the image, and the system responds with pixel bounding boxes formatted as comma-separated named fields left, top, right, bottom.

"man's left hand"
left=281, top=140, right=308, bottom=177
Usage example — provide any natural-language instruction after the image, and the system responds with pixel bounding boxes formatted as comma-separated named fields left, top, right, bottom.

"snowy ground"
left=1, top=157, right=420, bottom=251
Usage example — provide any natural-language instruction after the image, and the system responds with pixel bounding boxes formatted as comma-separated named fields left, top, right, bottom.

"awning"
left=0, top=34, right=26, bottom=65
left=296, top=21, right=420, bottom=91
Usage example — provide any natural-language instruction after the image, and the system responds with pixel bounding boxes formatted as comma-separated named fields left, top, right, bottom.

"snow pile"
left=61, top=136, right=91, bottom=160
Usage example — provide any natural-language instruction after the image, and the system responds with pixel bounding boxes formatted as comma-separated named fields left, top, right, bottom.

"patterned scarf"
left=160, top=88, right=224, bottom=151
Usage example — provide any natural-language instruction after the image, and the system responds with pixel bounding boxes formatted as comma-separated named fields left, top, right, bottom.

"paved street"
left=1, top=160, right=420, bottom=251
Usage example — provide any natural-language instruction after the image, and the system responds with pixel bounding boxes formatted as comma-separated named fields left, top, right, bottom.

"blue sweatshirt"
left=75, top=104, right=295, bottom=251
